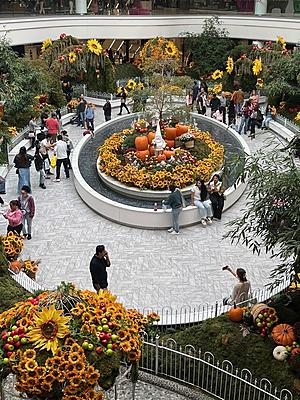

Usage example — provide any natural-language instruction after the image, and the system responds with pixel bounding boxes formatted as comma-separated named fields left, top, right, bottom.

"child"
left=2, top=200, right=24, bottom=235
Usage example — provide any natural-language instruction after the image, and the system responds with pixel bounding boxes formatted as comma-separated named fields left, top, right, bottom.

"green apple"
left=13, top=335, right=19, bottom=342
left=101, top=318, right=108, bottom=324
left=3, top=358, right=9, bottom=364
left=256, top=322, right=262, bottom=328
left=258, top=314, right=263, bottom=319
left=82, top=342, right=89, bottom=350
left=11, top=326, right=17, bottom=331
left=8, top=344, right=14, bottom=351
left=106, top=349, right=114, bottom=356
left=107, top=344, right=113, bottom=349
left=97, top=326, right=103, bottom=332
left=87, top=343, right=94, bottom=351
left=20, top=338, right=27, bottom=345
left=111, top=334, right=118, bottom=342
left=102, top=324, right=109, bottom=332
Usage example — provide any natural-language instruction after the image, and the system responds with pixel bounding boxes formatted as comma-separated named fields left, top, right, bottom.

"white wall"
left=1, top=15, right=299, bottom=45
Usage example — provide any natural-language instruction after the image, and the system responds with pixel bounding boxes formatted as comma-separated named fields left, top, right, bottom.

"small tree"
left=224, top=147, right=300, bottom=288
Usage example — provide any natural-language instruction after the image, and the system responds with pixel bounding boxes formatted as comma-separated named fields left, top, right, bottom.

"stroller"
left=70, top=115, right=80, bottom=125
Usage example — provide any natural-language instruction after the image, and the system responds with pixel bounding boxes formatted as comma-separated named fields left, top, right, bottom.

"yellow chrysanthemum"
left=213, top=83, right=222, bottom=94
left=68, top=52, right=77, bottom=63
left=277, top=36, right=286, bottom=49
left=295, top=112, right=300, bottom=122
left=226, top=57, right=234, bottom=74
left=252, top=58, right=263, bottom=76
left=27, top=304, right=71, bottom=355
left=87, top=39, right=102, bottom=56
left=41, top=38, right=52, bottom=53
left=256, top=78, right=264, bottom=88
left=211, top=69, right=223, bottom=80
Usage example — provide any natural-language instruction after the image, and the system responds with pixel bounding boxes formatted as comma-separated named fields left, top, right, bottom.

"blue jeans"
left=18, top=168, right=31, bottom=194
left=194, top=200, right=213, bottom=219
left=171, top=207, right=182, bottom=233
left=238, top=116, right=249, bottom=135
left=262, top=116, right=272, bottom=128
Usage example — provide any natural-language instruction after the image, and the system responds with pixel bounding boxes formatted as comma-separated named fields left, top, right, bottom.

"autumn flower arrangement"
left=98, top=123, right=224, bottom=190
left=0, top=232, right=24, bottom=260
left=0, top=282, right=159, bottom=399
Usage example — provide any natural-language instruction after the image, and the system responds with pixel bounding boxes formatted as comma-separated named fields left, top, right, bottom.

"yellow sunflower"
left=256, top=78, right=264, bottom=88
left=252, top=58, right=263, bottom=76
left=277, top=36, right=286, bottom=49
left=68, top=52, right=77, bottom=64
left=41, top=38, right=52, bottom=53
left=87, top=39, right=102, bottom=56
left=165, top=41, right=177, bottom=57
left=295, top=112, right=300, bottom=122
left=8, top=126, right=18, bottom=136
left=137, top=83, right=144, bottom=90
left=126, top=79, right=136, bottom=90
left=226, top=57, right=234, bottom=74
left=27, top=304, right=71, bottom=355
left=211, top=69, right=223, bottom=80
left=213, top=83, right=222, bottom=94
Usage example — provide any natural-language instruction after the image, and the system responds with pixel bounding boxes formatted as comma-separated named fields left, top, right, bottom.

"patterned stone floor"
left=0, top=108, right=283, bottom=313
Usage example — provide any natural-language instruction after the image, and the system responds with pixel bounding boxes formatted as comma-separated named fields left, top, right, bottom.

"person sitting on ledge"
left=222, top=266, right=251, bottom=305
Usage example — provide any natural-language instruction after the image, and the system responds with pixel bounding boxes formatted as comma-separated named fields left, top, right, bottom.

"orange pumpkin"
left=228, top=303, right=244, bottom=322
left=135, top=136, right=149, bottom=151
left=176, top=124, right=188, bottom=136
left=136, top=150, right=150, bottom=161
left=149, top=146, right=155, bottom=156
left=147, top=131, right=156, bottom=144
left=157, top=154, right=166, bottom=162
left=165, top=140, right=175, bottom=148
left=272, top=324, right=296, bottom=346
left=164, top=150, right=174, bottom=159
left=9, top=260, right=21, bottom=274
left=164, top=127, right=177, bottom=140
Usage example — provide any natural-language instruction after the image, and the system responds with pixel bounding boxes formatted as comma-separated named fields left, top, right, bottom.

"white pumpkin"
left=273, top=345, right=288, bottom=361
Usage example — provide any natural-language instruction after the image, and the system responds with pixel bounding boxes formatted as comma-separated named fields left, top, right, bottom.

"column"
left=75, top=0, right=87, bottom=14
left=254, top=0, right=268, bottom=15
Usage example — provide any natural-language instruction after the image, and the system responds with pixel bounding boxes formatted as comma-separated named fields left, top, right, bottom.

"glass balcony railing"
left=0, top=0, right=299, bottom=17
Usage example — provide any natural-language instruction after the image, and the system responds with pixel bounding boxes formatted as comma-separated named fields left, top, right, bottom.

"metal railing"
left=275, top=114, right=300, bottom=135
left=141, top=335, right=294, bottom=400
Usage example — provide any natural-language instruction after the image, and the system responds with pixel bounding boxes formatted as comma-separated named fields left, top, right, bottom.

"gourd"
left=9, top=260, right=21, bottom=274
left=165, top=140, right=175, bottom=149
left=149, top=146, right=155, bottom=156
left=228, top=303, right=244, bottom=322
left=135, top=136, right=149, bottom=151
left=176, top=124, right=188, bottom=136
left=136, top=150, right=150, bottom=161
left=272, top=324, right=296, bottom=346
left=157, top=154, right=166, bottom=162
left=273, top=346, right=288, bottom=361
left=163, top=150, right=174, bottom=159
left=164, top=127, right=177, bottom=140
left=147, top=131, right=156, bottom=144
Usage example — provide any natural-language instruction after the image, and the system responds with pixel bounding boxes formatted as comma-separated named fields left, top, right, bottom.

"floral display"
left=213, top=83, right=222, bottom=94
left=67, top=99, right=79, bottom=111
left=252, top=58, right=263, bottom=76
left=0, top=283, right=159, bottom=399
left=256, top=78, right=264, bottom=88
left=98, top=121, right=224, bottom=190
left=20, top=258, right=40, bottom=279
left=226, top=57, right=234, bottom=74
left=7, top=126, right=17, bottom=136
left=211, top=69, right=223, bottom=80
left=277, top=36, right=286, bottom=49
left=68, top=51, right=76, bottom=63
left=87, top=39, right=103, bottom=56
left=41, top=38, right=52, bottom=53
left=126, top=79, right=137, bottom=90
left=295, top=111, right=300, bottom=122
left=0, top=232, right=24, bottom=259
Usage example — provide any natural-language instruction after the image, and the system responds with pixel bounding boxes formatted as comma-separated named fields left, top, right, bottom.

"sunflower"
left=23, top=349, right=36, bottom=359
left=137, top=83, right=144, bottom=90
left=41, top=38, right=52, bottom=53
left=27, top=304, right=71, bottom=355
left=73, top=360, right=85, bottom=372
left=69, top=376, right=81, bottom=387
left=126, top=79, right=136, bottom=91
left=120, top=341, right=131, bottom=352
left=256, top=78, right=264, bottom=88
left=68, top=52, right=77, bottom=63
left=7, top=126, right=18, bottom=136
left=213, top=83, right=222, bottom=94
left=87, top=39, right=102, bottom=56
left=252, top=58, right=263, bottom=76
left=277, top=36, right=286, bottom=49
left=165, top=41, right=177, bottom=57
left=226, top=57, right=234, bottom=74
left=25, top=359, right=38, bottom=371
left=295, top=112, right=300, bottom=122
left=211, top=69, right=223, bottom=80
left=69, top=352, right=81, bottom=364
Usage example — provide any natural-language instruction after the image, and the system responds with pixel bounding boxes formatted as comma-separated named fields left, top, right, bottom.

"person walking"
left=103, top=99, right=112, bottom=121
left=163, top=185, right=184, bottom=235
left=34, top=142, right=46, bottom=189
left=18, top=186, right=35, bottom=240
left=231, top=88, right=244, bottom=116
left=117, top=88, right=130, bottom=115
left=222, top=266, right=251, bottom=305
left=85, top=103, right=95, bottom=132
left=2, top=200, right=23, bottom=235
left=208, top=174, right=225, bottom=220
left=39, top=135, right=54, bottom=177
left=53, top=135, right=70, bottom=182
left=89, top=245, right=111, bottom=292
left=191, top=178, right=213, bottom=227
left=219, top=92, right=227, bottom=124
left=28, top=115, right=39, bottom=149
left=13, top=147, right=34, bottom=194
left=46, top=112, right=60, bottom=144
left=209, top=94, right=221, bottom=117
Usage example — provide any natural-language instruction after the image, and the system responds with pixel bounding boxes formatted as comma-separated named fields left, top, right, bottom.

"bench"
left=269, top=120, right=295, bottom=143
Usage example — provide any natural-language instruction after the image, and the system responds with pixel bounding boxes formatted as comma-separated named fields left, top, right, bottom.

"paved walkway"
left=0, top=108, right=283, bottom=312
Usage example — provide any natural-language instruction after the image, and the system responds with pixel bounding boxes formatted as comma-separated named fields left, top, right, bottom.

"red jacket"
left=46, top=118, right=60, bottom=134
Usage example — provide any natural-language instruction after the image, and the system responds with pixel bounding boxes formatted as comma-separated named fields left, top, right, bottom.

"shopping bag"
left=50, top=155, right=57, bottom=169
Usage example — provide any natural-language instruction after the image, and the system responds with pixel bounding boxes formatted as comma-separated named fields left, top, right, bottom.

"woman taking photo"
left=208, top=174, right=225, bottom=220
left=14, top=147, right=34, bottom=194
left=222, top=266, right=251, bottom=305
left=2, top=200, right=24, bottom=235
left=191, top=178, right=213, bottom=227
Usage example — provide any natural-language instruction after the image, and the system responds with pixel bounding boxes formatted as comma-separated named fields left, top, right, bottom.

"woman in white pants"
left=191, top=178, right=213, bottom=227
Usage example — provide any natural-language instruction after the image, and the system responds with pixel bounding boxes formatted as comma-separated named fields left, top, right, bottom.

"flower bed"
left=98, top=121, right=224, bottom=190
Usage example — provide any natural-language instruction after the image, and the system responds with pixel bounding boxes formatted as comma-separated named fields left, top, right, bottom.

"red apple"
left=14, top=341, right=21, bottom=348
left=6, top=351, right=13, bottom=357
left=96, top=346, right=103, bottom=354
left=3, top=344, right=10, bottom=351
left=101, top=339, right=108, bottom=346
left=112, top=343, right=118, bottom=350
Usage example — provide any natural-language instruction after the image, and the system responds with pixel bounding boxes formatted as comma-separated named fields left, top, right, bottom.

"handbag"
left=28, top=131, right=35, bottom=138
left=50, top=155, right=57, bottom=169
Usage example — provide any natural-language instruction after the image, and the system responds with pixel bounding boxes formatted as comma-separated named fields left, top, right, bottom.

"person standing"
left=85, top=103, right=95, bottom=132
left=117, top=88, right=130, bottom=115
left=191, top=179, right=213, bottom=227
left=222, top=266, right=251, bottom=305
left=238, top=101, right=252, bottom=135
left=2, top=200, right=23, bottom=235
left=196, top=88, right=207, bottom=115
left=40, top=135, right=54, bottom=177
left=28, top=115, right=39, bottom=149
left=62, top=130, right=73, bottom=169
left=34, top=142, right=46, bottom=189
left=228, top=99, right=236, bottom=127
left=18, top=186, right=35, bottom=240
left=40, top=108, right=49, bottom=132
left=208, top=174, right=225, bottom=220
left=192, top=80, right=199, bottom=104
left=103, top=99, right=112, bottom=121
left=209, top=94, right=221, bottom=117
left=46, top=112, right=60, bottom=144
left=219, top=92, right=227, bottom=124
left=89, top=245, right=111, bottom=292
left=53, top=135, right=70, bottom=182
left=163, top=185, right=184, bottom=235
left=13, top=147, right=34, bottom=194
left=231, top=88, right=244, bottom=116
left=77, top=95, right=87, bottom=127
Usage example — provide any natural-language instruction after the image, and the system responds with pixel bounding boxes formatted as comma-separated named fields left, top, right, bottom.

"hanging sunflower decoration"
left=226, top=57, right=234, bottom=74
left=68, top=51, right=77, bottom=64
left=0, top=283, right=158, bottom=400
left=7, top=126, right=18, bottom=136
left=252, top=58, right=263, bottom=76
left=295, top=112, right=300, bottom=122
left=277, top=36, right=286, bottom=49
left=165, top=41, right=177, bottom=57
left=126, top=79, right=137, bottom=91
left=211, top=69, right=224, bottom=80
left=87, top=39, right=103, bottom=56
left=213, top=83, right=223, bottom=94
left=1, top=232, right=24, bottom=259
left=41, top=38, right=52, bottom=53
left=256, top=78, right=264, bottom=88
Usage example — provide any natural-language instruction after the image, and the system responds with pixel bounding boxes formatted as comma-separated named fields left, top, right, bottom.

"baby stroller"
left=70, top=115, right=80, bottom=125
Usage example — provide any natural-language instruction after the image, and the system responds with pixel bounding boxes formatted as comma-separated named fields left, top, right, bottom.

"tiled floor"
left=0, top=109, right=282, bottom=313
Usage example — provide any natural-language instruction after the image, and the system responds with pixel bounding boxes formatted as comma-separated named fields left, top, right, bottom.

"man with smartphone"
left=89, top=245, right=111, bottom=292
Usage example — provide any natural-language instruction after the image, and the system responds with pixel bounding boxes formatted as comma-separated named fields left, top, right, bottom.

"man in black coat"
left=89, top=245, right=111, bottom=292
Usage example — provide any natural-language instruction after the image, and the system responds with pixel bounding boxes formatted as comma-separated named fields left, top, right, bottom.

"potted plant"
left=178, top=132, right=195, bottom=149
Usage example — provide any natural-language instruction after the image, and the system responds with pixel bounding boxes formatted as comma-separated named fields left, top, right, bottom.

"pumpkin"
left=272, top=324, right=296, bottom=346
left=149, top=146, right=155, bottom=156
left=147, top=131, right=156, bottom=144
left=228, top=303, right=244, bottom=322
left=164, top=150, right=174, bottom=159
left=157, top=154, right=166, bottom=162
left=176, top=124, right=188, bottom=136
left=273, top=346, right=288, bottom=361
left=136, top=150, right=150, bottom=161
left=164, top=127, right=177, bottom=140
left=9, top=260, right=21, bottom=274
left=135, top=136, right=149, bottom=151
left=165, top=140, right=175, bottom=149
